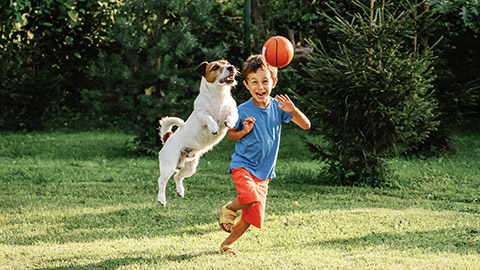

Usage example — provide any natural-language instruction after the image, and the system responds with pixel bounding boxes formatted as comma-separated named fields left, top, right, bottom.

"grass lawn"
left=0, top=128, right=479, bottom=269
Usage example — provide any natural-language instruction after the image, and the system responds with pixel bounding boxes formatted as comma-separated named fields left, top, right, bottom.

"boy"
left=218, top=55, right=311, bottom=255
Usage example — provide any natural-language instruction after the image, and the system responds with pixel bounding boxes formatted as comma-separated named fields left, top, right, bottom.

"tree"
left=301, top=0, right=440, bottom=185
left=0, top=0, right=116, bottom=130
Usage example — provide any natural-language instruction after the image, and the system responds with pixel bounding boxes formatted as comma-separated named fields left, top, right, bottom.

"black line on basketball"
left=274, top=38, right=278, bottom=67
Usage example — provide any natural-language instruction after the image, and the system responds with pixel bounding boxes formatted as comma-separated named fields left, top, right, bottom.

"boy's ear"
left=243, top=80, right=249, bottom=89
left=272, top=78, right=278, bottom=88
left=195, top=62, right=208, bottom=77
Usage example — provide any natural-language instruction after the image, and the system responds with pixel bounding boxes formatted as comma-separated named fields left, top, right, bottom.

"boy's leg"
left=228, top=198, right=257, bottom=211
left=222, top=219, right=251, bottom=247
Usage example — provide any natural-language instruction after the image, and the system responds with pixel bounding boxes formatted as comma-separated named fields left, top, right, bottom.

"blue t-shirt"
left=229, top=97, right=293, bottom=180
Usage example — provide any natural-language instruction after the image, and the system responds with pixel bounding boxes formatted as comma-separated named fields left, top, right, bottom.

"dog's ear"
left=195, top=62, right=208, bottom=77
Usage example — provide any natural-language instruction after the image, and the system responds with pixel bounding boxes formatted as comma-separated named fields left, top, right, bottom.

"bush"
left=427, top=0, right=480, bottom=125
left=0, top=0, right=114, bottom=131
left=301, top=1, right=440, bottom=186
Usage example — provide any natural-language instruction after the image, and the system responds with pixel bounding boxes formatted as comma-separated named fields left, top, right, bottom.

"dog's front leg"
left=196, top=110, right=219, bottom=135
left=224, top=109, right=239, bottom=129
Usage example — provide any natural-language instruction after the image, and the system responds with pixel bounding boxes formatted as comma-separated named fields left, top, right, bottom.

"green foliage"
left=0, top=0, right=115, bottom=130
left=429, top=0, right=480, bottom=34
left=260, top=0, right=321, bottom=42
left=83, top=0, right=244, bottom=154
left=426, top=0, right=480, bottom=124
left=301, top=1, right=440, bottom=186
left=259, top=0, right=352, bottom=47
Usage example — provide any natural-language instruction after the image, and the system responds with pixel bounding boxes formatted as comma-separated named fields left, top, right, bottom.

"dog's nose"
left=226, top=65, right=234, bottom=72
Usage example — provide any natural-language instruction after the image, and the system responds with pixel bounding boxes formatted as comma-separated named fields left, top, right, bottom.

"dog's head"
left=195, top=60, right=237, bottom=86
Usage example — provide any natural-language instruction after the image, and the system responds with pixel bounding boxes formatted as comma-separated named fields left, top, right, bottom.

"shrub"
left=0, top=0, right=114, bottom=131
left=301, top=1, right=440, bottom=186
left=427, top=0, right=480, bottom=125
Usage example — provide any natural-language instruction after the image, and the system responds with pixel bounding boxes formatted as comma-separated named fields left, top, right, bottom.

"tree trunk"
left=251, top=0, right=265, bottom=40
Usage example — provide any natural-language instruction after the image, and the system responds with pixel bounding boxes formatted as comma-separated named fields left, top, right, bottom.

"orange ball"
left=262, top=36, right=294, bottom=68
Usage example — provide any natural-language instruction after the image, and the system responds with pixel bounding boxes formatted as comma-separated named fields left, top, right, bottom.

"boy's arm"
left=290, top=109, right=311, bottom=130
left=275, top=94, right=311, bottom=130
left=227, top=117, right=255, bottom=141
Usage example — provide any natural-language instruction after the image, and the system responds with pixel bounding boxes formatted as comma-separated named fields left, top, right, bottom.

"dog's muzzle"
left=220, top=66, right=236, bottom=84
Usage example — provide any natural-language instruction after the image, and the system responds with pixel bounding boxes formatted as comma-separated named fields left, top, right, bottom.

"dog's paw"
left=176, top=188, right=185, bottom=198
left=174, top=177, right=185, bottom=198
left=224, top=115, right=238, bottom=129
left=157, top=191, right=167, bottom=207
left=208, top=123, right=219, bottom=135
left=158, top=199, right=166, bottom=207
left=224, top=121, right=234, bottom=129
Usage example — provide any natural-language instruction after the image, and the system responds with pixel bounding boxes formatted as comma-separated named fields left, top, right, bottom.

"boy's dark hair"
left=242, top=55, right=278, bottom=82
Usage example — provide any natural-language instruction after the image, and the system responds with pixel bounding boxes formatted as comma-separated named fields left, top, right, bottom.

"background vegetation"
left=1, top=2, right=479, bottom=179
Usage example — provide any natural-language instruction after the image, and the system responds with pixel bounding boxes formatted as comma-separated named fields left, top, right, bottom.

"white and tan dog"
left=157, top=60, right=238, bottom=206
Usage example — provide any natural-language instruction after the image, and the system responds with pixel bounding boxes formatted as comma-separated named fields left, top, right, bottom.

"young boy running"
left=218, top=55, right=311, bottom=255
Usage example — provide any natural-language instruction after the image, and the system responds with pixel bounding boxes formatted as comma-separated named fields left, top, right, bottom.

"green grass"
left=0, top=128, right=479, bottom=269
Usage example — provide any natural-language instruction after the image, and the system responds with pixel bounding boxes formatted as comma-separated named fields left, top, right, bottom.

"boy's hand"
left=227, top=117, right=255, bottom=141
left=242, top=117, right=255, bottom=134
left=276, top=94, right=311, bottom=130
left=275, top=94, right=297, bottom=114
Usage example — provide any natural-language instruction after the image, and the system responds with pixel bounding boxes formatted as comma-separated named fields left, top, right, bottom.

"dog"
left=157, top=60, right=238, bottom=206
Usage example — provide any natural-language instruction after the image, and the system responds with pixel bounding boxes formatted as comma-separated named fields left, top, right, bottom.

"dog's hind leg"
left=157, top=151, right=179, bottom=207
left=157, top=173, right=174, bottom=207
left=173, top=156, right=199, bottom=198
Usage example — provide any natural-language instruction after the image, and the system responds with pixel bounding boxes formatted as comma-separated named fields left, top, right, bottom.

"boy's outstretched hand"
left=275, top=94, right=297, bottom=114
left=275, top=94, right=311, bottom=130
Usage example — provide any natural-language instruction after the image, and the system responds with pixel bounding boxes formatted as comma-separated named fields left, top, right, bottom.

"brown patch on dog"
left=162, top=131, right=173, bottom=145
left=197, top=60, right=231, bottom=83
left=181, top=149, right=196, bottom=158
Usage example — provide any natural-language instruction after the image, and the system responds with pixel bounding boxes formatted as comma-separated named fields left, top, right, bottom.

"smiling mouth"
left=220, top=74, right=235, bottom=84
left=256, top=92, right=266, bottom=99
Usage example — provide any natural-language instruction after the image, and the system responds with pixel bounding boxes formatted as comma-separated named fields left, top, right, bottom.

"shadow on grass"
left=309, top=227, right=480, bottom=254
left=36, top=250, right=219, bottom=270
left=0, top=132, right=140, bottom=160
left=0, top=171, right=237, bottom=246
left=1, top=202, right=221, bottom=246
left=271, top=163, right=480, bottom=215
left=37, top=257, right=154, bottom=270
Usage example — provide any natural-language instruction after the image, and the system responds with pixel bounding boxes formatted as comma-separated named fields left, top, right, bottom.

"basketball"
left=262, top=36, right=294, bottom=68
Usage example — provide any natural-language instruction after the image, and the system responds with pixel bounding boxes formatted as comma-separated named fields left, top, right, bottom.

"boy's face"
left=243, top=67, right=278, bottom=108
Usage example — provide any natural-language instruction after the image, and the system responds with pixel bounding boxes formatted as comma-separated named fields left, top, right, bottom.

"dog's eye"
left=212, top=65, right=219, bottom=71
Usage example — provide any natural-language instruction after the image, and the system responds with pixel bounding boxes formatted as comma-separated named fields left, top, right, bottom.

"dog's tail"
left=158, top=117, right=185, bottom=144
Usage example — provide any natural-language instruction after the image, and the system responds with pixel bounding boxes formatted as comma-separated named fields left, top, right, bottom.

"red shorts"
left=231, top=168, right=269, bottom=229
